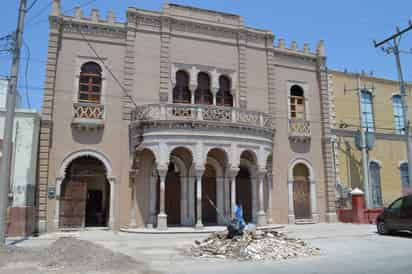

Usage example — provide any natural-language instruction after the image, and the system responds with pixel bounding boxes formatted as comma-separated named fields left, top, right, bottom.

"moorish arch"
left=287, top=157, right=318, bottom=223
left=55, top=149, right=115, bottom=229
left=158, top=147, right=193, bottom=226
left=237, top=150, right=258, bottom=223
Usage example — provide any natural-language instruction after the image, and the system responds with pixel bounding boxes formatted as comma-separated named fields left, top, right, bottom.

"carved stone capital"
left=228, top=167, right=239, bottom=178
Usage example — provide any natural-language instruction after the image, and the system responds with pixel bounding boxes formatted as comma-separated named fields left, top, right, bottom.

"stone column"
left=252, top=176, right=257, bottom=222
left=181, top=174, right=188, bottom=225
left=287, top=179, right=295, bottom=224
left=256, top=170, right=267, bottom=226
left=229, top=168, right=239, bottom=218
left=129, top=174, right=137, bottom=228
left=190, top=84, right=196, bottom=104
left=195, top=169, right=204, bottom=229
left=108, top=177, right=116, bottom=229
left=188, top=174, right=196, bottom=225
left=267, top=172, right=273, bottom=224
left=147, top=170, right=157, bottom=228
left=310, top=179, right=320, bottom=223
left=224, top=175, right=231, bottom=220
left=157, top=168, right=168, bottom=230
left=216, top=177, right=225, bottom=225
left=212, top=87, right=218, bottom=106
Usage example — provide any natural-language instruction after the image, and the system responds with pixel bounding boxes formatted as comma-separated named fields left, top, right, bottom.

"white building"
left=0, top=77, right=40, bottom=236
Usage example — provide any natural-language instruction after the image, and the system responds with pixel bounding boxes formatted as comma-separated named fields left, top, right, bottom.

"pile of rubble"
left=189, top=229, right=320, bottom=261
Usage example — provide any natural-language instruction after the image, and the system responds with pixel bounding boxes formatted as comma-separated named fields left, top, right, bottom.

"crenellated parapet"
left=49, top=0, right=126, bottom=39
left=273, top=37, right=326, bottom=59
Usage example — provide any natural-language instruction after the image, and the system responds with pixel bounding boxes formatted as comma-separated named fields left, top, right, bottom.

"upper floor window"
left=195, top=72, right=213, bottom=105
left=216, top=75, right=233, bottom=107
left=360, top=90, right=374, bottom=132
left=290, top=85, right=305, bottom=120
left=78, top=62, right=102, bottom=104
left=173, top=70, right=191, bottom=104
left=392, top=95, right=405, bottom=134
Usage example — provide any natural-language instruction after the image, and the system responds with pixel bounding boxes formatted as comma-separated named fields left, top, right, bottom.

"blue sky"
left=1, top=0, right=412, bottom=111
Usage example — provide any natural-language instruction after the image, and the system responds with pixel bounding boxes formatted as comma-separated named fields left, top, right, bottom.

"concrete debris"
left=188, top=230, right=320, bottom=261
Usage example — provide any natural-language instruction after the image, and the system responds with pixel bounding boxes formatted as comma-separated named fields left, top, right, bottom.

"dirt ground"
left=0, top=237, right=158, bottom=274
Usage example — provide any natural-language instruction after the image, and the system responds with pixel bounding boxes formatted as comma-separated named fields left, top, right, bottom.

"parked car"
left=377, top=194, right=412, bottom=235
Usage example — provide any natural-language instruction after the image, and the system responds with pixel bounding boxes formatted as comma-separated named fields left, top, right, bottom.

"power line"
left=26, top=0, right=39, bottom=13
left=25, top=0, right=53, bottom=25
left=26, top=0, right=98, bottom=29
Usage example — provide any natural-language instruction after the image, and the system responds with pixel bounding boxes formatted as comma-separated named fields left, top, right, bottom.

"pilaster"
left=122, top=18, right=137, bottom=120
left=316, top=41, right=337, bottom=222
left=237, top=31, right=248, bottom=109
left=159, top=14, right=171, bottom=102
left=37, top=19, right=61, bottom=233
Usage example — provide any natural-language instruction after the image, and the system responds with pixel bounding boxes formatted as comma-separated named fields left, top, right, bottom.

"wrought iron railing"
left=288, top=119, right=311, bottom=140
left=132, top=104, right=274, bottom=129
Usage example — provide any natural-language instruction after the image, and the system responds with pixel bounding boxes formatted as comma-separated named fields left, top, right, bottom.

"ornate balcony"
left=71, top=102, right=104, bottom=130
left=131, top=104, right=274, bottom=138
left=288, top=119, right=311, bottom=142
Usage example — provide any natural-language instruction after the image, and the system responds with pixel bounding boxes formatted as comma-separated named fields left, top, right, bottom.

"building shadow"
left=71, top=128, right=104, bottom=144
left=289, top=141, right=311, bottom=154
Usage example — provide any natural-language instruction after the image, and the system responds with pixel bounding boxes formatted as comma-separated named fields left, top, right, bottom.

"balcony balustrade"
left=288, top=119, right=311, bottom=142
left=131, top=104, right=274, bottom=132
left=71, top=102, right=104, bottom=130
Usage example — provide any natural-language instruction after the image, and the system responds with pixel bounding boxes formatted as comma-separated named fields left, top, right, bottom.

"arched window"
left=78, top=62, right=102, bottom=104
left=361, top=90, right=374, bottom=132
left=370, top=161, right=383, bottom=208
left=195, top=72, right=213, bottom=105
left=216, top=75, right=233, bottom=107
left=400, top=162, right=410, bottom=191
left=392, top=95, right=405, bottom=134
left=173, top=70, right=191, bottom=104
left=290, top=85, right=305, bottom=120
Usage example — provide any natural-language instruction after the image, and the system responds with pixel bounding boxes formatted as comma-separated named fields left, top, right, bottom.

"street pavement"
left=7, top=223, right=412, bottom=274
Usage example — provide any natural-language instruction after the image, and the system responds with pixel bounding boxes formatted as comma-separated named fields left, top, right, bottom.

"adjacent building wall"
left=331, top=70, right=412, bottom=207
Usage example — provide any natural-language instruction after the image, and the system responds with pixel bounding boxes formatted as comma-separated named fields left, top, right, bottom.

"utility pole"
left=344, top=75, right=372, bottom=208
left=374, top=21, right=412, bottom=190
left=0, top=0, right=27, bottom=246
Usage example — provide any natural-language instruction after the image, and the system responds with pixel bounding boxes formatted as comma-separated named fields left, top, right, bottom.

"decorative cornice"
left=54, top=16, right=127, bottom=39
left=133, top=120, right=275, bottom=140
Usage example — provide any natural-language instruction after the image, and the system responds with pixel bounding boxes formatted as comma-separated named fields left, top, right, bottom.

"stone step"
left=295, top=219, right=315, bottom=225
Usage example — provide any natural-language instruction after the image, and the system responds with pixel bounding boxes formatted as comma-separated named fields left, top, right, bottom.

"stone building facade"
left=37, top=1, right=337, bottom=232
left=331, top=70, right=412, bottom=208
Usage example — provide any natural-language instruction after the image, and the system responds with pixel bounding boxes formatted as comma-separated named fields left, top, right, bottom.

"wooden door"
left=60, top=180, right=87, bottom=228
left=293, top=179, right=311, bottom=219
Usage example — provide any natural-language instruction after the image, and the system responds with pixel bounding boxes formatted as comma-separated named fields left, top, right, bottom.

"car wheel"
left=377, top=221, right=389, bottom=235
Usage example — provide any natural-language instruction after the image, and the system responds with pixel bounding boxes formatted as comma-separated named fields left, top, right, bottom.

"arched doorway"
left=293, top=163, right=311, bottom=219
left=60, top=156, right=110, bottom=228
left=201, top=164, right=217, bottom=225
left=156, top=147, right=193, bottom=227
left=236, top=166, right=253, bottom=223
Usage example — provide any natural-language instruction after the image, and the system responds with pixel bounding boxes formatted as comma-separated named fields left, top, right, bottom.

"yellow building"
left=331, top=70, right=412, bottom=208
